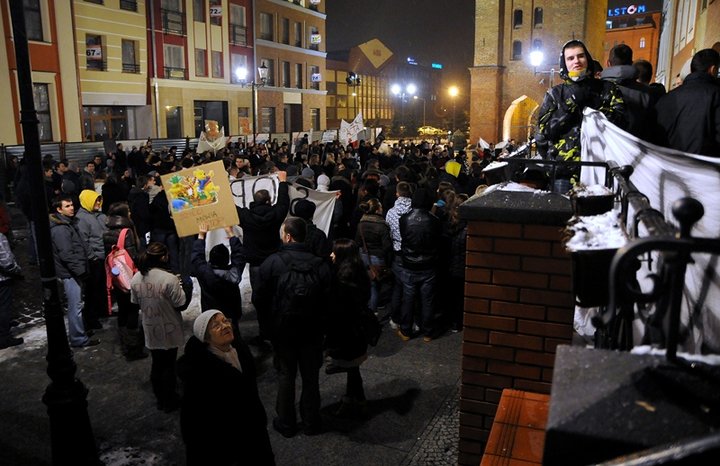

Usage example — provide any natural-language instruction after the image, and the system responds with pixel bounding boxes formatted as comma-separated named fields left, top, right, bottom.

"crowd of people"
left=2, top=130, right=486, bottom=463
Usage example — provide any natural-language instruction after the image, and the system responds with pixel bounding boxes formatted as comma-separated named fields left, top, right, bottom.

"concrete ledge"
left=459, top=190, right=572, bottom=226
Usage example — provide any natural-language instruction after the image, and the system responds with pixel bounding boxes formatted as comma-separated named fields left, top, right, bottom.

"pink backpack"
left=105, top=228, right=137, bottom=314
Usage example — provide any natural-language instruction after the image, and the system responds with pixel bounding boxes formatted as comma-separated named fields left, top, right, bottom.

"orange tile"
left=510, top=426, right=546, bottom=463
left=516, top=398, right=549, bottom=430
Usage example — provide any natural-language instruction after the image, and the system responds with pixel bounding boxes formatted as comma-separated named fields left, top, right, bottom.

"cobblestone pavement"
left=404, top=383, right=460, bottom=466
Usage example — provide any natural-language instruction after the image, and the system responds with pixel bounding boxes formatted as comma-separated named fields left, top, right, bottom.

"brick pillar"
left=457, top=190, right=574, bottom=466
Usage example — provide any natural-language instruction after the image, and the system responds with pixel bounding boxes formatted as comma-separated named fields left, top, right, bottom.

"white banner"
left=339, top=112, right=364, bottom=145
left=581, top=108, right=720, bottom=353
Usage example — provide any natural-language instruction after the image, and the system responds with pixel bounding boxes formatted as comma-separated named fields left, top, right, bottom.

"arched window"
left=534, top=7, right=543, bottom=27
left=513, top=9, right=523, bottom=28
left=639, top=37, right=646, bottom=49
left=512, top=40, right=522, bottom=60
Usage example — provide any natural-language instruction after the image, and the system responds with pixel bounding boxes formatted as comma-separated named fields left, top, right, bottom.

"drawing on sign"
left=166, top=168, right=220, bottom=212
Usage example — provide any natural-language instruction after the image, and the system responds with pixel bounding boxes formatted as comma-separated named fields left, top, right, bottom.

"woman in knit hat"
left=178, top=310, right=275, bottom=465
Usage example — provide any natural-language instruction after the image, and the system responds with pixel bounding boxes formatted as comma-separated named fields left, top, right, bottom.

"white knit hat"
left=193, top=309, right=223, bottom=342
left=317, top=173, right=330, bottom=191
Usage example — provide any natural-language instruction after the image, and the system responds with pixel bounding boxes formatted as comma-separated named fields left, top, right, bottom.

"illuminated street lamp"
left=529, top=49, right=558, bottom=90
left=236, top=62, right=269, bottom=144
left=448, top=85, right=459, bottom=132
left=391, top=82, right=417, bottom=135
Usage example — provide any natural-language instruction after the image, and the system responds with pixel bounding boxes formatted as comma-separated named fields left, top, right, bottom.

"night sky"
left=326, top=0, right=475, bottom=90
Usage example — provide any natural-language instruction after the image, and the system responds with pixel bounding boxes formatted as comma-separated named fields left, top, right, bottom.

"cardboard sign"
left=161, top=160, right=239, bottom=237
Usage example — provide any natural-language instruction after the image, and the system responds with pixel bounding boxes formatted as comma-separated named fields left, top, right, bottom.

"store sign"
left=210, top=5, right=222, bottom=17
left=310, top=34, right=322, bottom=44
left=311, top=73, right=322, bottom=82
left=607, top=1, right=662, bottom=16
left=86, top=46, right=102, bottom=60
left=310, top=0, right=321, bottom=4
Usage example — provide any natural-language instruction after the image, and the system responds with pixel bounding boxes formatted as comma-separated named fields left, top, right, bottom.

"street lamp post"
left=236, top=63, right=269, bottom=145
left=529, top=50, right=558, bottom=90
left=391, top=83, right=417, bottom=135
left=448, top=85, right=459, bottom=133
left=413, top=95, right=426, bottom=126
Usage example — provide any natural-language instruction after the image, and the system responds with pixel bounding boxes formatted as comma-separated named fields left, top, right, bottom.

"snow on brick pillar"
left=456, top=189, right=574, bottom=466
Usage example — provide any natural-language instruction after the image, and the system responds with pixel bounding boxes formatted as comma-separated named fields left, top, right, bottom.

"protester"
left=76, top=189, right=108, bottom=330
left=355, top=198, right=392, bottom=314
left=0, top=229, right=23, bottom=349
left=178, top=310, right=275, bottom=465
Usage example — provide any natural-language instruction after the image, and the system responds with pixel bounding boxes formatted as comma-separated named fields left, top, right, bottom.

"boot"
left=125, top=327, right=148, bottom=361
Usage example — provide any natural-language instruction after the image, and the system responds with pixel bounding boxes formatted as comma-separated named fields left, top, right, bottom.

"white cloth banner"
left=339, top=111, right=364, bottom=145
left=581, top=108, right=720, bottom=352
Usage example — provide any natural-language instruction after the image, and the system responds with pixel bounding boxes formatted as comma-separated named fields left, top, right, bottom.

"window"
left=230, top=4, right=247, bottom=45
left=161, top=0, right=185, bottom=35
left=211, top=51, right=223, bottom=78
left=33, top=83, right=52, bottom=142
left=83, top=106, right=127, bottom=141
left=281, top=61, right=290, bottom=87
left=166, top=106, right=183, bottom=138
left=534, top=7, right=543, bottom=27
left=639, top=37, right=646, bottom=49
left=195, top=49, right=207, bottom=76
left=310, top=108, right=320, bottom=131
left=85, top=0, right=103, bottom=3
left=532, top=39, right=542, bottom=50
left=24, top=0, right=43, bottom=41
left=164, top=44, right=185, bottom=78
left=122, top=40, right=139, bottom=73
left=86, top=34, right=105, bottom=71
left=309, top=26, right=320, bottom=51
left=512, top=40, right=522, bottom=60
left=259, top=12, right=273, bottom=41
left=310, top=65, right=320, bottom=90
left=120, top=0, right=138, bottom=12
left=210, top=2, right=222, bottom=26
left=260, top=107, right=276, bottom=132
left=238, top=107, right=250, bottom=135
left=295, top=63, right=303, bottom=88
left=231, top=53, right=248, bottom=83
left=293, top=22, right=302, bottom=47
left=193, top=0, right=205, bottom=22
left=264, top=59, right=275, bottom=86
left=513, top=9, right=523, bottom=28
left=281, top=18, right=290, bottom=44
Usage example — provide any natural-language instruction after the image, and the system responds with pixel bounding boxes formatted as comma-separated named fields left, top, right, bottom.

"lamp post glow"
left=236, top=62, right=269, bottom=144
left=448, top=85, right=459, bottom=132
left=391, top=82, right=417, bottom=135
left=528, top=49, right=557, bottom=90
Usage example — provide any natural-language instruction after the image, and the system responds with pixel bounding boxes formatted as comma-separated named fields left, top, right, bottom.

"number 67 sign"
left=86, top=46, right=102, bottom=60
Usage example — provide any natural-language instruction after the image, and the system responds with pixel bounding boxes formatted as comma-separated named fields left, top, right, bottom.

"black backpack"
left=273, top=252, right=322, bottom=331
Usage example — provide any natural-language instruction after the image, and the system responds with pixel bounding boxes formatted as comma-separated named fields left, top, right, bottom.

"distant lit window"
left=195, top=49, right=207, bottom=76
left=281, top=61, right=290, bottom=87
left=513, top=9, right=523, bottom=28
left=532, top=39, right=542, bottom=50
left=193, top=0, right=205, bottom=22
left=534, top=7, right=543, bottom=27
left=606, top=20, right=613, bottom=29
left=639, top=37, right=646, bottom=49
left=512, top=40, right=522, bottom=60
left=295, top=63, right=303, bottom=88
left=210, top=2, right=222, bottom=26
left=24, top=0, right=43, bottom=41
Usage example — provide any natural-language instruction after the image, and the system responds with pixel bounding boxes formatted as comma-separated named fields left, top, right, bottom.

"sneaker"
left=0, top=337, right=24, bottom=350
left=423, top=335, right=433, bottom=343
left=72, top=338, right=100, bottom=348
left=396, top=329, right=411, bottom=342
left=389, top=319, right=398, bottom=330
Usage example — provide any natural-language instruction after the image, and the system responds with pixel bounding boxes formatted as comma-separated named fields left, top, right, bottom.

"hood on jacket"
left=600, top=65, right=637, bottom=82
left=559, top=40, right=597, bottom=82
left=444, top=160, right=461, bottom=178
left=79, top=189, right=101, bottom=212
left=49, top=212, right=72, bottom=228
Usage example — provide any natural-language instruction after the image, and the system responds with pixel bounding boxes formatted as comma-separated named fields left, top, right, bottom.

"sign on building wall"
left=310, top=34, right=322, bottom=44
left=311, top=73, right=322, bottom=82
left=86, top=46, right=102, bottom=60
left=210, top=5, right=223, bottom=17
left=607, top=1, right=663, bottom=17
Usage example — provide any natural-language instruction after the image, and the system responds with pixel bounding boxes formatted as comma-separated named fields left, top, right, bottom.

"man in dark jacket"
left=291, top=199, right=331, bottom=260
left=237, top=171, right=289, bottom=343
left=397, top=188, right=442, bottom=342
left=50, top=196, right=99, bottom=348
left=654, top=48, right=720, bottom=157
left=191, top=224, right=245, bottom=336
left=536, top=40, right=625, bottom=183
left=127, top=175, right=153, bottom=249
left=258, top=217, right=331, bottom=438
left=601, top=44, right=654, bottom=140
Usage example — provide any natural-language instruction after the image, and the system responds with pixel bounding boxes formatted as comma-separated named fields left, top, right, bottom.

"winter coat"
left=0, top=232, right=22, bottom=283
left=100, top=180, right=130, bottom=215
left=191, top=237, right=244, bottom=319
left=130, top=268, right=186, bottom=349
left=149, top=190, right=175, bottom=232
left=355, top=214, right=393, bottom=264
left=325, top=274, right=370, bottom=366
left=304, top=221, right=332, bottom=260
left=399, top=208, right=442, bottom=271
left=127, top=186, right=151, bottom=239
left=258, top=242, right=331, bottom=342
left=237, top=182, right=289, bottom=266
left=49, top=213, right=88, bottom=280
left=103, top=215, right=140, bottom=260
left=654, top=71, right=720, bottom=157
left=440, top=220, right=467, bottom=279
left=177, top=336, right=275, bottom=466
left=75, top=190, right=108, bottom=260
left=601, top=65, right=655, bottom=140
left=386, top=196, right=412, bottom=252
